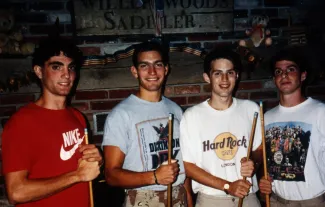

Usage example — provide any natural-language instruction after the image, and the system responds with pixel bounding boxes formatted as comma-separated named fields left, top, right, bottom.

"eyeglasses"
left=274, top=67, right=298, bottom=77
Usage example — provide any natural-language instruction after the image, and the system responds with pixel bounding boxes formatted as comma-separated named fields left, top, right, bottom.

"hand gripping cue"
left=84, top=128, right=94, bottom=207
left=238, top=112, right=258, bottom=207
left=259, top=101, right=270, bottom=207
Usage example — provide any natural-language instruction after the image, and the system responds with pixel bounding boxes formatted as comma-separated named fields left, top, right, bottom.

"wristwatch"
left=223, top=183, right=230, bottom=195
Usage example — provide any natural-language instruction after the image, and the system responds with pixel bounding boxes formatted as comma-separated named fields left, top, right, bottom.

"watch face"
left=224, top=183, right=230, bottom=189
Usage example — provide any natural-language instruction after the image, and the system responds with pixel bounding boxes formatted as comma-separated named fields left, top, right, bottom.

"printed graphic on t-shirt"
left=202, top=132, right=248, bottom=162
left=265, top=121, right=311, bottom=182
left=60, top=128, right=84, bottom=161
left=135, top=117, right=181, bottom=171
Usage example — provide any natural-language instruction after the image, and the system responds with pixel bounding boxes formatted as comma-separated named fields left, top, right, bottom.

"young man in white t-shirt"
left=259, top=48, right=325, bottom=206
left=180, top=49, right=263, bottom=206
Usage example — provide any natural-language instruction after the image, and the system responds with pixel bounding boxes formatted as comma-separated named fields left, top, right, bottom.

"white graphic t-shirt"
left=102, top=95, right=186, bottom=191
left=180, top=98, right=262, bottom=196
left=265, top=98, right=325, bottom=200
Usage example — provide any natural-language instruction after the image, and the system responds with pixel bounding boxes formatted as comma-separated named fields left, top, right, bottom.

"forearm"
left=6, top=171, right=80, bottom=204
left=184, top=177, right=194, bottom=207
left=184, top=162, right=228, bottom=191
left=105, top=168, right=155, bottom=188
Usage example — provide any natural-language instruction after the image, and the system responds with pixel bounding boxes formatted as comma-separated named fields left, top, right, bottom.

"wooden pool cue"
left=260, top=101, right=270, bottom=207
left=84, top=128, right=94, bottom=207
left=238, top=112, right=258, bottom=207
left=167, top=113, right=173, bottom=207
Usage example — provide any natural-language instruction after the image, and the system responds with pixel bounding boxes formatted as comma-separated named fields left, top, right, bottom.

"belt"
left=126, top=185, right=186, bottom=206
left=126, top=185, right=183, bottom=196
left=272, top=193, right=325, bottom=205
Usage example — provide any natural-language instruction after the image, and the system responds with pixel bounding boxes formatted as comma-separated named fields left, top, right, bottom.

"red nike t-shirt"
left=2, top=103, right=89, bottom=207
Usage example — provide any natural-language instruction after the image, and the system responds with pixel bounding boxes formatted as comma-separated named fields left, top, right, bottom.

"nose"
left=281, top=71, right=288, bottom=78
left=61, top=67, right=71, bottom=79
left=148, top=64, right=157, bottom=75
left=221, top=73, right=228, bottom=81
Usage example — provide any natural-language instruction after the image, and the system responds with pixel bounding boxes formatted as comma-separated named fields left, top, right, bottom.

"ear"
left=301, top=71, right=307, bottom=81
left=203, top=73, right=210, bottom=84
left=164, top=64, right=169, bottom=76
left=130, top=66, right=138, bottom=79
left=33, top=65, right=43, bottom=80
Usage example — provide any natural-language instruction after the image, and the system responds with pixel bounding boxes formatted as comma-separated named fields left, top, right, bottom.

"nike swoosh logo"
left=60, top=135, right=85, bottom=161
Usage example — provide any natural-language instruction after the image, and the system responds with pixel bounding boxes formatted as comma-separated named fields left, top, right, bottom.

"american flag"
left=150, top=0, right=164, bottom=36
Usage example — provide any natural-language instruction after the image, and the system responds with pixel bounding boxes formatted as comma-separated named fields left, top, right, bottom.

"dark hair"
left=270, top=47, right=307, bottom=76
left=203, top=48, right=242, bottom=74
left=32, top=38, right=83, bottom=68
left=132, top=41, right=169, bottom=67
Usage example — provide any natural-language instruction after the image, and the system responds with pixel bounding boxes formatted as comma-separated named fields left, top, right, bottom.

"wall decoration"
left=74, top=0, right=234, bottom=36
left=239, top=15, right=272, bottom=48
left=0, top=71, right=36, bottom=93
left=82, top=41, right=204, bottom=66
left=0, top=10, right=35, bottom=56
left=237, top=15, right=274, bottom=79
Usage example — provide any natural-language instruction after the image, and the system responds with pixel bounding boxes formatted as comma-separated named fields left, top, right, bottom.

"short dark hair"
left=132, top=41, right=169, bottom=67
left=203, top=48, right=242, bottom=74
left=32, top=38, right=83, bottom=68
left=270, top=47, right=307, bottom=76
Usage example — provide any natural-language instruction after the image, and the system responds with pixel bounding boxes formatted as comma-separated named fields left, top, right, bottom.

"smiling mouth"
left=219, top=84, right=230, bottom=89
left=146, top=78, right=159, bottom=81
left=58, top=83, right=71, bottom=86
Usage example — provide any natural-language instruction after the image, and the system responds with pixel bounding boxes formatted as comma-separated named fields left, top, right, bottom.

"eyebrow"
left=138, top=60, right=163, bottom=64
left=275, top=64, right=299, bottom=70
left=211, top=68, right=235, bottom=72
left=48, top=61, right=64, bottom=66
left=48, top=61, right=76, bottom=66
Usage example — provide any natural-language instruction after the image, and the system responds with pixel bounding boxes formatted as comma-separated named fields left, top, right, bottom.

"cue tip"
left=259, top=100, right=263, bottom=107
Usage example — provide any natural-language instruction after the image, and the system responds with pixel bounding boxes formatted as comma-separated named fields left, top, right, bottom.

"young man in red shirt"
left=2, top=38, right=102, bottom=207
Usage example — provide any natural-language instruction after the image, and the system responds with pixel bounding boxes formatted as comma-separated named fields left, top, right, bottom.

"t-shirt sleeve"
left=317, top=105, right=325, bottom=138
left=317, top=105, right=325, bottom=174
left=101, top=109, right=129, bottom=154
left=2, top=114, right=32, bottom=174
left=179, top=112, right=197, bottom=164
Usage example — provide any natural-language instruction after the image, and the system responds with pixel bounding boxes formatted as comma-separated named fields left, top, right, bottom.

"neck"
left=137, top=89, right=162, bottom=102
left=279, top=89, right=306, bottom=107
left=208, top=95, right=233, bottom=111
left=35, top=92, right=67, bottom=110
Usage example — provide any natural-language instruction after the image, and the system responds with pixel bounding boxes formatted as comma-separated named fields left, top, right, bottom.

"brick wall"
left=0, top=0, right=324, bottom=205
left=1, top=80, right=325, bottom=146
left=1, top=0, right=324, bottom=168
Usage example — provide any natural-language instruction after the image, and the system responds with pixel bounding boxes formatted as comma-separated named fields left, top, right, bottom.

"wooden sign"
left=74, top=0, right=233, bottom=35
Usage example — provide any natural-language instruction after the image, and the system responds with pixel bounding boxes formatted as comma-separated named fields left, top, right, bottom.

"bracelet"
left=153, top=170, right=160, bottom=185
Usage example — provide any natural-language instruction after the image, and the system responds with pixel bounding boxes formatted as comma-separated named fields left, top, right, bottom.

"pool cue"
left=260, top=101, right=270, bottom=207
left=167, top=113, right=173, bottom=207
left=84, top=128, right=94, bottom=207
left=238, top=112, right=258, bottom=207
